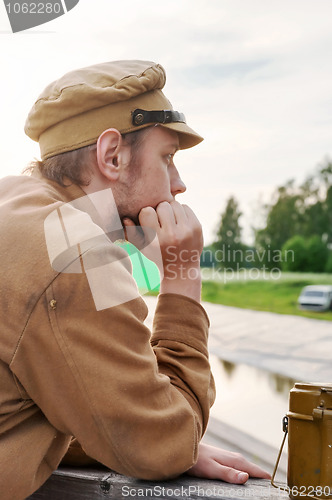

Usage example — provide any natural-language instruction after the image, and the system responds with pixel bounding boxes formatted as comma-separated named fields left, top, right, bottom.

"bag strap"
left=271, top=415, right=322, bottom=499
left=271, top=415, right=288, bottom=489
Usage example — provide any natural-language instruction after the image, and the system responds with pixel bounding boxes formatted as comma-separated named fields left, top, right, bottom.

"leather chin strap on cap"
left=132, top=108, right=186, bottom=126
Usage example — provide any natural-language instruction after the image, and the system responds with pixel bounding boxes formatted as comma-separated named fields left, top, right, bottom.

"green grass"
left=201, top=273, right=332, bottom=320
left=140, top=259, right=332, bottom=320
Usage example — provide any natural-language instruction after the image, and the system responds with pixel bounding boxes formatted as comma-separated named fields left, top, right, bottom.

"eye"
left=166, top=153, right=174, bottom=166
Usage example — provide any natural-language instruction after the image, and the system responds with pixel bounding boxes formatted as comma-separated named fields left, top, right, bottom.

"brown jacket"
left=0, top=171, right=215, bottom=500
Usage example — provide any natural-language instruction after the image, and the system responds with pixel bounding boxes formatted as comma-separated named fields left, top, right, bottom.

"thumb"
left=123, top=216, right=159, bottom=254
left=123, top=218, right=146, bottom=250
left=123, top=217, right=135, bottom=230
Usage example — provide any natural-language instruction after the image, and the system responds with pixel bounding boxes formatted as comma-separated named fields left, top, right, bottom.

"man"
left=0, top=60, right=269, bottom=499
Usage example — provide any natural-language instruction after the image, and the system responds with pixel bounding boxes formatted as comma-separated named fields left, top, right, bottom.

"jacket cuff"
left=151, top=293, right=210, bottom=353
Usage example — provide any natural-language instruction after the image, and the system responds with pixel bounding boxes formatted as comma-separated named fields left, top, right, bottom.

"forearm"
left=151, top=293, right=215, bottom=436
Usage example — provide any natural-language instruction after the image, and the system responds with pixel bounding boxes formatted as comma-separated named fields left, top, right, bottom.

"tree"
left=200, top=244, right=216, bottom=268
left=325, top=252, right=332, bottom=273
left=255, top=181, right=305, bottom=268
left=306, top=235, right=329, bottom=273
left=324, top=185, right=332, bottom=245
left=281, top=235, right=308, bottom=272
left=213, top=196, right=244, bottom=269
left=281, top=235, right=329, bottom=272
left=255, top=158, right=332, bottom=268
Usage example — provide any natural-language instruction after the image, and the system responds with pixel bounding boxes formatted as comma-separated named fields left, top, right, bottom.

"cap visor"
left=160, top=122, right=203, bottom=149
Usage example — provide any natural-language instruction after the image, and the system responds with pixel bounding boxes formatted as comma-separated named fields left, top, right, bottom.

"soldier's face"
left=118, top=126, right=187, bottom=223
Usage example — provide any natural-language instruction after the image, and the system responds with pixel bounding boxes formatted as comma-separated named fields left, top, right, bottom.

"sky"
left=0, top=0, right=331, bottom=244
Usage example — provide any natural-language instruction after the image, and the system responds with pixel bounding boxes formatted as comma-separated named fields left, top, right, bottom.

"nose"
left=170, top=165, right=187, bottom=197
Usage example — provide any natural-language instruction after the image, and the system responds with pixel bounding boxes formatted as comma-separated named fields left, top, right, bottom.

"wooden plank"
left=27, top=467, right=289, bottom=499
left=26, top=467, right=109, bottom=499
left=28, top=418, right=289, bottom=499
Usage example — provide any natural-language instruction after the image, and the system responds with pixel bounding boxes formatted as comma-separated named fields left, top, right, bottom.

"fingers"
left=138, top=206, right=159, bottom=228
left=214, top=453, right=271, bottom=480
left=188, top=459, right=249, bottom=484
left=215, top=465, right=249, bottom=484
left=210, top=446, right=271, bottom=480
left=123, top=208, right=158, bottom=250
left=155, top=201, right=177, bottom=228
left=122, top=218, right=144, bottom=249
left=155, top=201, right=202, bottom=245
left=168, top=200, right=188, bottom=225
left=130, top=201, right=197, bottom=235
left=123, top=202, right=203, bottom=280
left=156, top=200, right=197, bottom=228
left=182, top=203, right=201, bottom=229
left=241, top=461, right=271, bottom=479
left=187, top=444, right=271, bottom=485
left=122, top=217, right=135, bottom=241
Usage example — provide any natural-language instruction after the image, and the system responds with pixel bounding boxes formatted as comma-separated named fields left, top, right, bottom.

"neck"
left=81, top=180, right=124, bottom=240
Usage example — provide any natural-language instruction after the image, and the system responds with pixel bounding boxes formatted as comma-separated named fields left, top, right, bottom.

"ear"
left=96, top=129, right=128, bottom=181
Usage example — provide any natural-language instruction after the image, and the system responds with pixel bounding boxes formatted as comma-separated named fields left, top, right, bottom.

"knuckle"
left=223, top=465, right=235, bottom=477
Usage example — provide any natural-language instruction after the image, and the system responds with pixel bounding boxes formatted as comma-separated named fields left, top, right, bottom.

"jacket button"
left=50, top=299, right=57, bottom=310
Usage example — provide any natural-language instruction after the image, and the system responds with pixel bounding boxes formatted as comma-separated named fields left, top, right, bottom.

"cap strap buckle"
left=132, top=109, right=186, bottom=126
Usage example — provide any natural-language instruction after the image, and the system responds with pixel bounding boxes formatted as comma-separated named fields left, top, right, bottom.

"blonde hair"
left=24, top=128, right=151, bottom=186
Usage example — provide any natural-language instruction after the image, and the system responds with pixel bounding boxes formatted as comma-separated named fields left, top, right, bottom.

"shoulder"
left=0, top=172, right=82, bottom=208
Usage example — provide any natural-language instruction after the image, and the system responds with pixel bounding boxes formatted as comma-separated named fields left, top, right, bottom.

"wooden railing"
left=27, top=417, right=289, bottom=499
left=27, top=466, right=288, bottom=499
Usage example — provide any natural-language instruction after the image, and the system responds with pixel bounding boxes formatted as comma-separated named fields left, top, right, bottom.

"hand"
left=123, top=201, right=203, bottom=302
left=187, top=443, right=271, bottom=484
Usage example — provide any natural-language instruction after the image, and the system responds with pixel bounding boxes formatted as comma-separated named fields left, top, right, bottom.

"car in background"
left=298, top=285, right=332, bottom=312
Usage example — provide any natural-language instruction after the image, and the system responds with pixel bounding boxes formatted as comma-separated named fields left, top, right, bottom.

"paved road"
left=143, top=296, right=332, bottom=382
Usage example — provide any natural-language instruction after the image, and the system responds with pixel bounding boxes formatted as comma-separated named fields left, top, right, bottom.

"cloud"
left=173, top=60, right=273, bottom=87
left=0, top=0, right=331, bottom=245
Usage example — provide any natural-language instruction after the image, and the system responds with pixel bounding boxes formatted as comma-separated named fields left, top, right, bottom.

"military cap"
left=25, top=60, right=203, bottom=160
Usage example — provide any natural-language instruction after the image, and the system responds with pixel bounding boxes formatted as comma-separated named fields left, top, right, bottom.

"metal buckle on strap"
left=132, top=109, right=186, bottom=126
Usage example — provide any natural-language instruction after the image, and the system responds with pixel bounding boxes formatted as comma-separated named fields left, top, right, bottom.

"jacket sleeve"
left=11, top=242, right=215, bottom=480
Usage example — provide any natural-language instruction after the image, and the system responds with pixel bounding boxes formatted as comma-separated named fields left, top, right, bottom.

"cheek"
left=154, top=170, right=171, bottom=193
left=136, top=160, right=172, bottom=203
